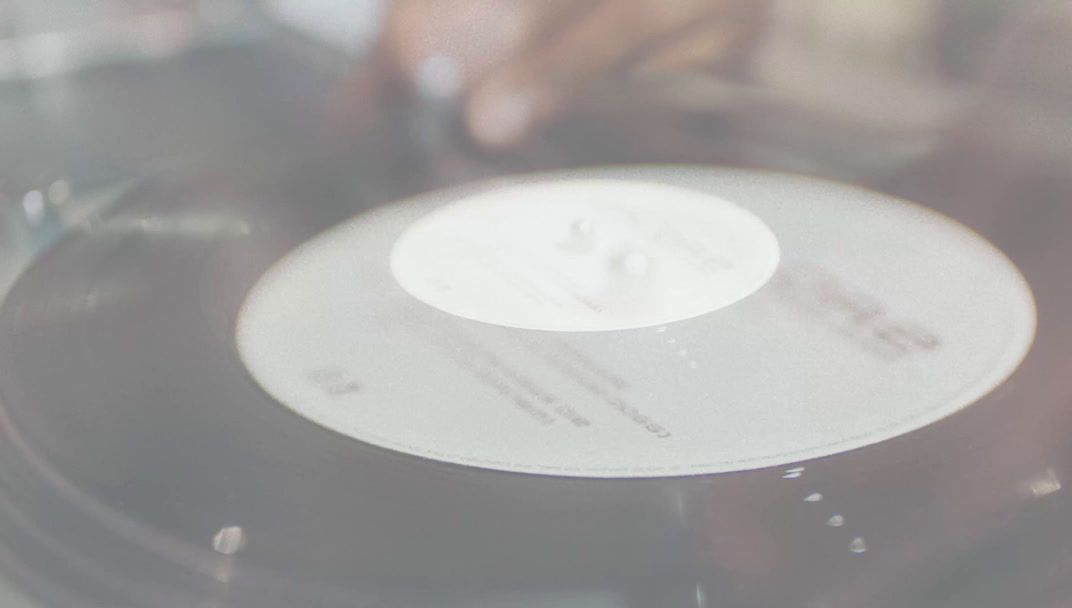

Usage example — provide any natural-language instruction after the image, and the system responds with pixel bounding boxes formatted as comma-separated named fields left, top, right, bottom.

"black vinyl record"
left=0, top=151, right=1070, bottom=608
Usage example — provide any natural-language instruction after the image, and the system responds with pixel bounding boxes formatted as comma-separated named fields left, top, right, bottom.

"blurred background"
left=1, top=0, right=1064, bottom=213
left=0, top=0, right=1064, bottom=222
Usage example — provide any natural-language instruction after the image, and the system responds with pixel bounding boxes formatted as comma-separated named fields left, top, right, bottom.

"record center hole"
left=617, top=251, right=651, bottom=277
left=213, top=526, right=247, bottom=556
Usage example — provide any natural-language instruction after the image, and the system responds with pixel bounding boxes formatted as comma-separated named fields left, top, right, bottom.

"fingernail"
left=467, top=86, right=533, bottom=147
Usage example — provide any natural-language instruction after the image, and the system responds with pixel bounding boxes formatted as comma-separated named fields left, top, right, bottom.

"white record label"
left=237, top=168, right=1037, bottom=478
left=389, top=180, right=780, bottom=331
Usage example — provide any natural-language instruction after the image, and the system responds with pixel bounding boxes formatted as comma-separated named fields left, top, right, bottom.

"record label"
left=390, top=180, right=781, bottom=331
left=236, top=168, right=1036, bottom=478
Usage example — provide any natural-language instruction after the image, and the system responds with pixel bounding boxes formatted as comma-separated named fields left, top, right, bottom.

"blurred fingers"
left=465, top=0, right=732, bottom=147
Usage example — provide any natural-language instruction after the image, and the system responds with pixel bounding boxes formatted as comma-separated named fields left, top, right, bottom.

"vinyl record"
left=0, top=157, right=1070, bottom=608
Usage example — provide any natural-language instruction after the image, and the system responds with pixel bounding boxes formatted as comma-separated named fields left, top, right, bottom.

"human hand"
left=380, top=0, right=764, bottom=147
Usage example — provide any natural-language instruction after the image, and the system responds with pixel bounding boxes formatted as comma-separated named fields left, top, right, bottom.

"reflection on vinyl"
left=237, top=168, right=1034, bottom=478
